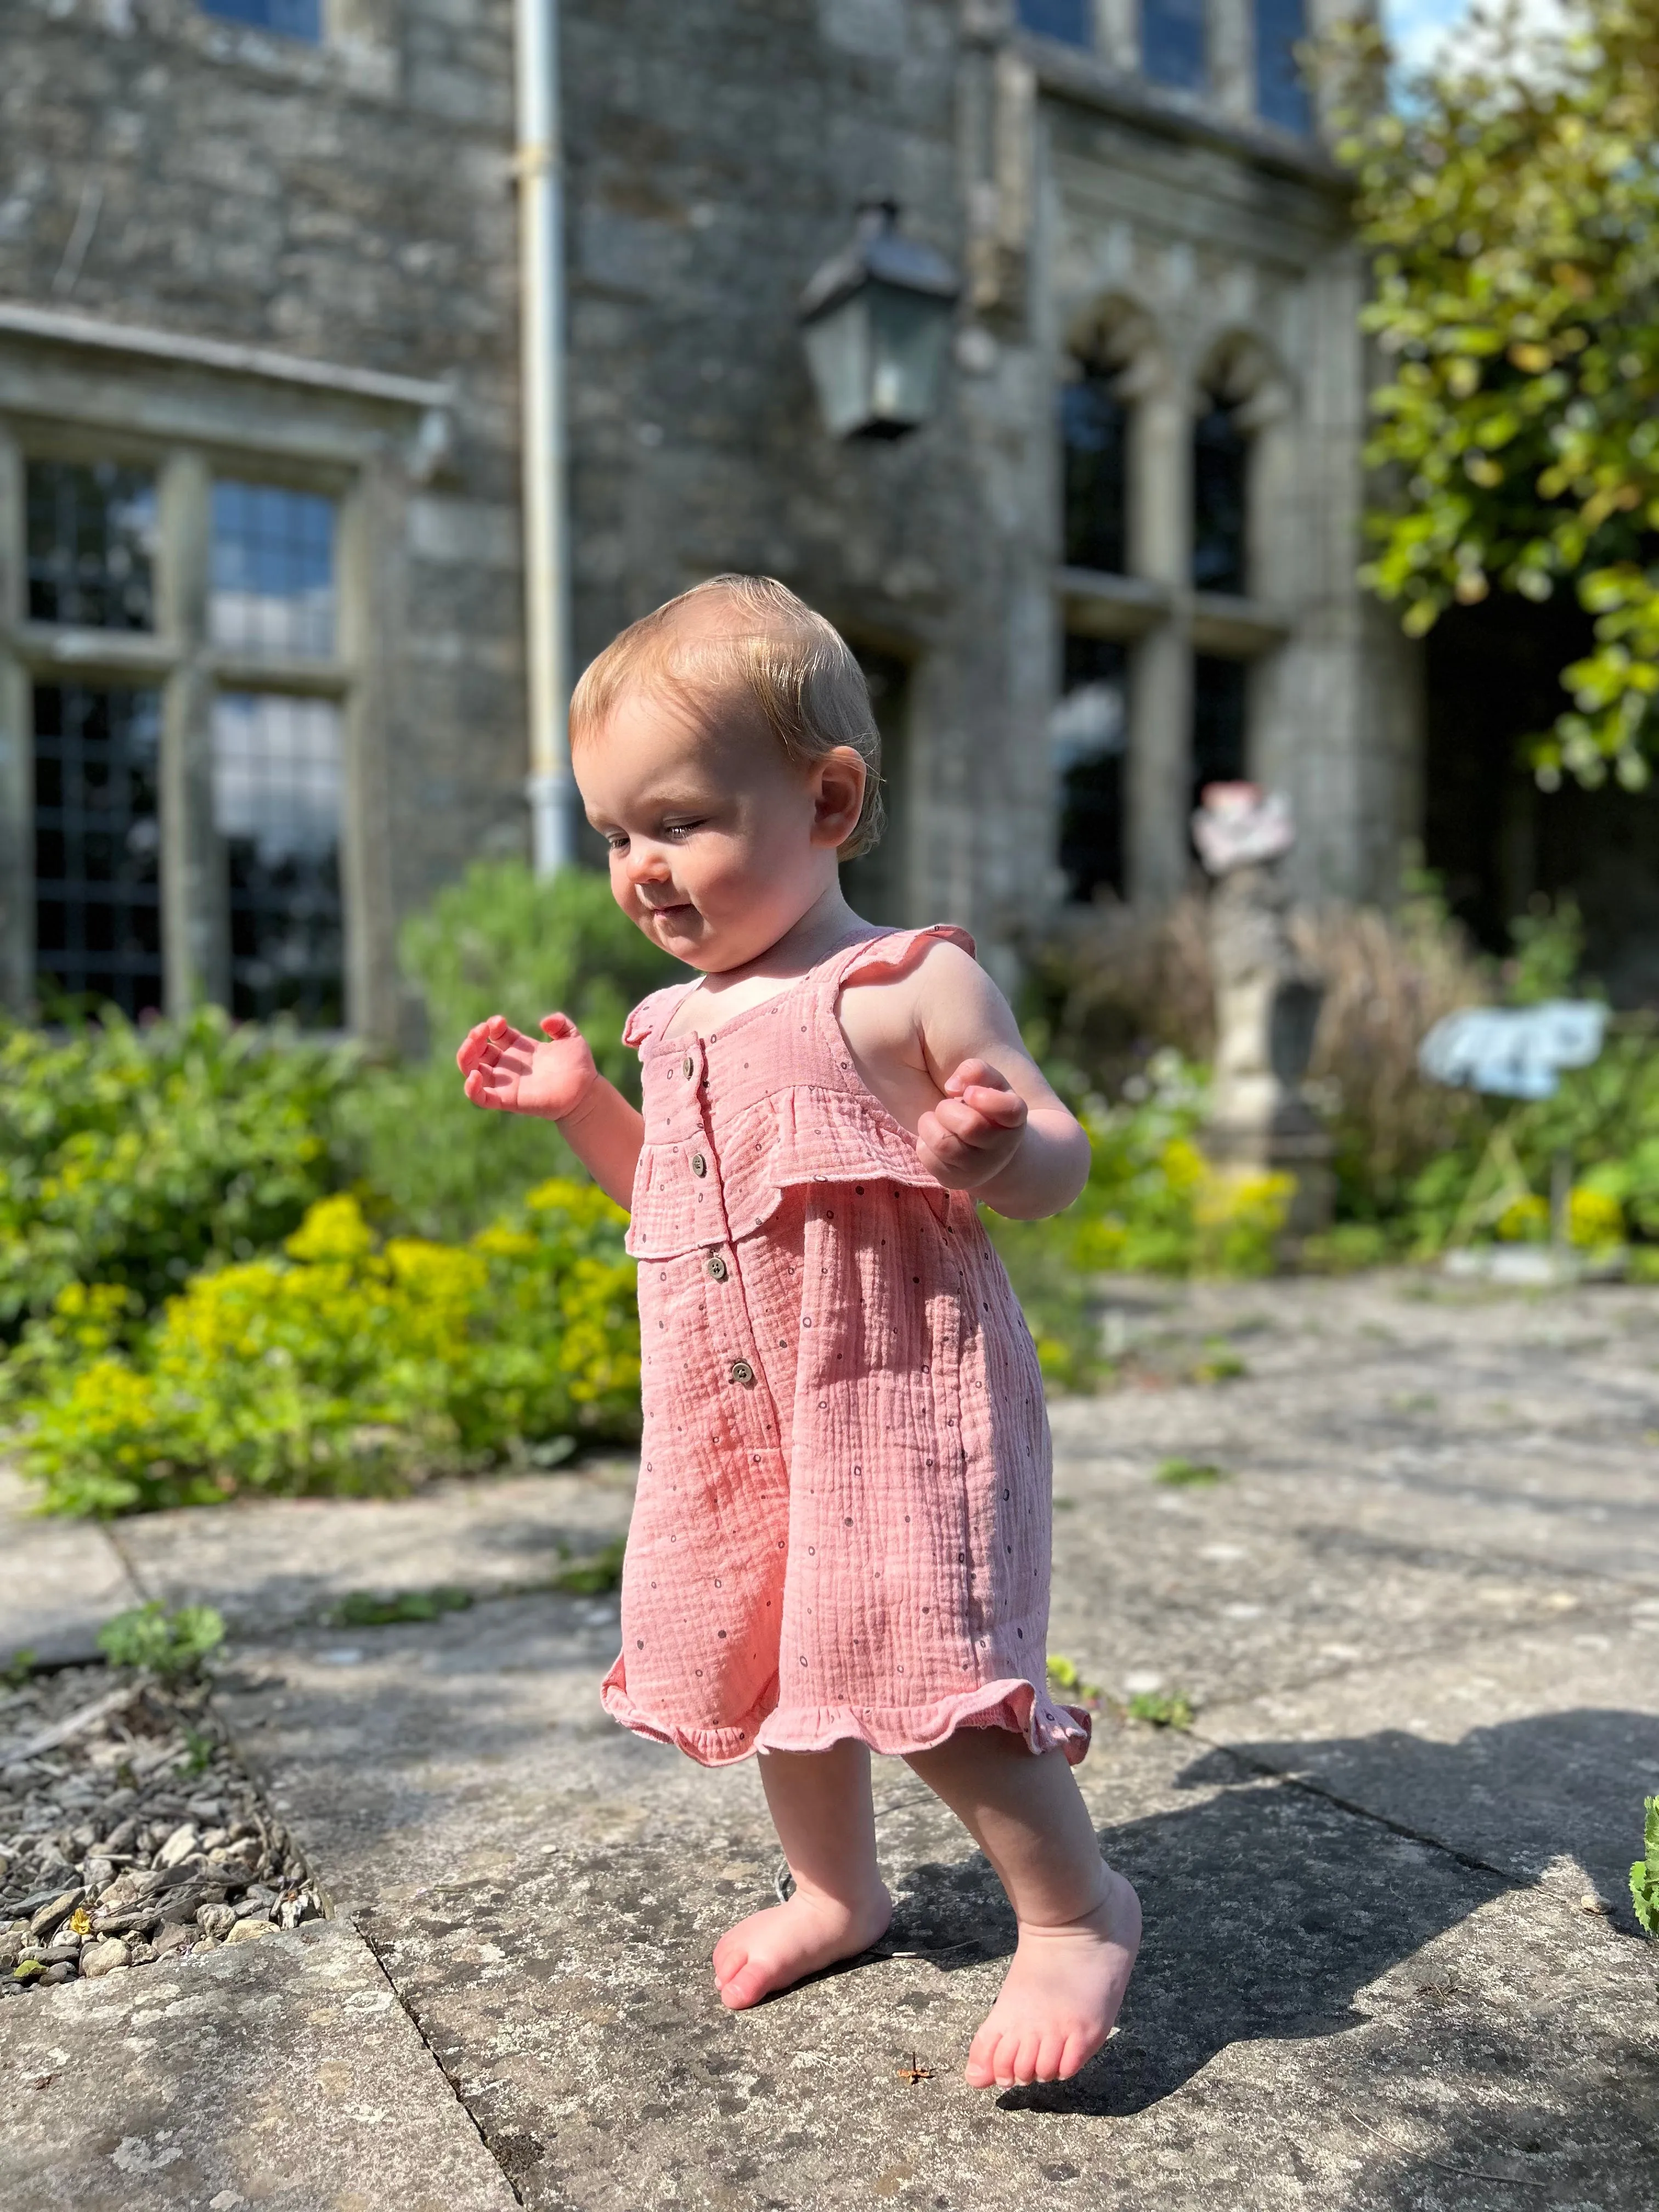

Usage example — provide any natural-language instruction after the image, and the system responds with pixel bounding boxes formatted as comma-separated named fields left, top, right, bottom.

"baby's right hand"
left=456, top=1012, right=597, bottom=1122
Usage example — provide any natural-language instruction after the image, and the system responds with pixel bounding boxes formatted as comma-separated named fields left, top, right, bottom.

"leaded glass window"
left=1193, top=395, right=1248, bottom=594
left=25, top=461, right=157, bottom=631
left=1063, top=368, right=1128, bottom=575
left=199, top=0, right=321, bottom=40
left=1142, top=0, right=1205, bottom=91
left=211, top=482, right=337, bottom=658
left=1256, top=0, right=1312, bottom=131
left=1017, top=0, right=1092, bottom=43
left=33, top=684, right=164, bottom=1018
left=212, top=693, right=344, bottom=1025
left=1054, top=634, right=1127, bottom=903
left=1192, top=654, right=1248, bottom=809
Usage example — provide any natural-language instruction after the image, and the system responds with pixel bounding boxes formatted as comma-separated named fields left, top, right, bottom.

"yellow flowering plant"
left=15, top=1181, right=640, bottom=1517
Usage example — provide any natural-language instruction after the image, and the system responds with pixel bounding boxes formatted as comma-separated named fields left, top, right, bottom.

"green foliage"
left=334, top=1586, right=475, bottom=1626
left=1046, top=1654, right=1104, bottom=1705
left=343, top=861, right=676, bottom=1240
left=0, top=1006, right=353, bottom=1335
left=1154, top=1458, right=1229, bottom=1488
left=1126, top=1689, right=1194, bottom=1729
left=1504, top=893, right=1587, bottom=1005
left=1633, top=1796, right=1659, bottom=1936
left=1329, top=0, right=1659, bottom=786
left=1401, top=1023, right=1659, bottom=1255
left=97, top=1600, right=225, bottom=1678
left=2, top=1647, right=37, bottom=1689
left=14, top=1181, right=641, bottom=1516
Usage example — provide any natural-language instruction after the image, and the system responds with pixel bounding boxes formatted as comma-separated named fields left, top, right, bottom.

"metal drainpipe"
left=515, top=0, right=576, bottom=873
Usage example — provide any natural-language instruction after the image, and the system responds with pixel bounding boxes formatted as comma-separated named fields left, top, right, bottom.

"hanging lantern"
left=798, top=198, right=961, bottom=441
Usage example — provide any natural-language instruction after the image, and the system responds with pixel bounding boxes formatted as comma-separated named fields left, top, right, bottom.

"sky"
left=1380, top=0, right=1574, bottom=74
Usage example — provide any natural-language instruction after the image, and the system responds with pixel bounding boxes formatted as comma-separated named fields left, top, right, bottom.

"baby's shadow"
left=883, top=1747, right=1508, bottom=2119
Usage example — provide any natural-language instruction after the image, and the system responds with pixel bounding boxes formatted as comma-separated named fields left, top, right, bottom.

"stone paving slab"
left=7, top=1271, right=1659, bottom=2209
left=0, top=1920, right=518, bottom=2211
left=0, top=1469, right=141, bottom=1667
left=349, top=1751, right=1659, bottom=2211
left=1197, top=1613, right=1659, bottom=1911
left=114, top=1460, right=638, bottom=1633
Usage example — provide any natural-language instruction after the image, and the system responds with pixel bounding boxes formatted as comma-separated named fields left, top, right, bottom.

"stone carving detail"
left=1195, top=782, right=1333, bottom=1235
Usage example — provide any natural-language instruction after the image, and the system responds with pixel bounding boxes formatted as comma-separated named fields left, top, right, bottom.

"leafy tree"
left=1330, top=0, right=1659, bottom=789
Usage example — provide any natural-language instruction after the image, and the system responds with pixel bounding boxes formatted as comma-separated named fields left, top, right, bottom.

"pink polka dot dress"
left=600, top=926, right=1090, bottom=1769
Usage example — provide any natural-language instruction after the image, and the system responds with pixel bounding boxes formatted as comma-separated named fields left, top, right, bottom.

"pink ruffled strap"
left=622, top=978, right=698, bottom=1051
left=832, top=922, right=975, bottom=990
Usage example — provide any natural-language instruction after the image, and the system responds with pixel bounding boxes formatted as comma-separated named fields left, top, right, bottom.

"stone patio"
left=3, top=1271, right=1657, bottom=2209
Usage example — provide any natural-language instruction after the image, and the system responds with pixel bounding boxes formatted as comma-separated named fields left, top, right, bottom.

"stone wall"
left=0, top=0, right=1413, bottom=1033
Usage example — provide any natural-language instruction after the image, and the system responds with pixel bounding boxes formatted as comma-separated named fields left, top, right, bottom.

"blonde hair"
left=568, top=574, right=885, bottom=859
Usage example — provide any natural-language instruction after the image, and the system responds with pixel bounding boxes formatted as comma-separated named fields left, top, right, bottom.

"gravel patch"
left=0, top=1664, right=324, bottom=1994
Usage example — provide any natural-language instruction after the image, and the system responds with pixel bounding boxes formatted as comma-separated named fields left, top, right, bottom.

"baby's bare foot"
left=712, top=1882, right=893, bottom=2012
left=964, top=1866, right=1141, bottom=2089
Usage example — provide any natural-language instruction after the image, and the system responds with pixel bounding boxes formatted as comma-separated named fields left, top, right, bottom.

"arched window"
left=1142, top=0, right=1205, bottom=91
left=1062, top=362, right=1128, bottom=575
left=1193, top=391, right=1248, bottom=595
left=1017, top=0, right=1092, bottom=43
left=1256, top=0, right=1312, bottom=132
left=1054, top=635, right=1128, bottom=902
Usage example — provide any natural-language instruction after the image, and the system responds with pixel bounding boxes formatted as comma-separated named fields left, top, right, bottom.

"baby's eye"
left=662, top=821, right=703, bottom=840
left=604, top=833, right=629, bottom=853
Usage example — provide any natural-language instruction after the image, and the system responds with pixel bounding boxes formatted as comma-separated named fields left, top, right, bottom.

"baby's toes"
left=963, top=2023, right=1004, bottom=2090
left=1006, top=2029, right=1044, bottom=2087
left=1033, top=2029, right=1069, bottom=2083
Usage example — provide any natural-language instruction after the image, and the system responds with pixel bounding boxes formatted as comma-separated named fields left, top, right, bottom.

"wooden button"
left=729, top=1359, right=755, bottom=1387
left=707, top=1253, right=729, bottom=1282
left=682, top=1056, right=695, bottom=1080
left=690, top=1152, right=707, bottom=1177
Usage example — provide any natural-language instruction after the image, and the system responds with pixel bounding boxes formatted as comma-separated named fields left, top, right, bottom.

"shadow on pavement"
left=1184, top=1707, right=1659, bottom=1912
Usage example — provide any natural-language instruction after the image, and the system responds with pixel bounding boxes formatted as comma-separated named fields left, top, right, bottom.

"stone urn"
left=1193, top=783, right=1334, bottom=1238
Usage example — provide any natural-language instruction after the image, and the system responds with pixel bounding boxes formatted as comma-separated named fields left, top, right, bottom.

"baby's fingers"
left=539, top=1012, right=578, bottom=1040
left=943, top=1057, right=1012, bottom=1098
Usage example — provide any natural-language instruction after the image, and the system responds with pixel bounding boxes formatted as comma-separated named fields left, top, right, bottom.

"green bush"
left=97, top=1600, right=225, bottom=1678
left=1634, top=1796, right=1659, bottom=1938
left=14, top=1181, right=641, bottom=1516
left=0, top=1006, right=354, bottom=1334
left=343, top=861, right=676, bottom=1240
left=988, top=1051, right=1290, bottom=1389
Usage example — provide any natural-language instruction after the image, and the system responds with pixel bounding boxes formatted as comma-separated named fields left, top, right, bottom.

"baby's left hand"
left=917, top=1059, right=1029, bottom=1192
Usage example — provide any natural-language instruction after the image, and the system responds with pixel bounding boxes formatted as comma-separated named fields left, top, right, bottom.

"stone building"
left=0, top=0, right=1414, bottom=1041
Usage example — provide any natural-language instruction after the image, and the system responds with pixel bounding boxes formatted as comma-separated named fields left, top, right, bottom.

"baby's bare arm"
left=844, top=945, right=1090, bottom=1219
left=456, top=1013, right=644, bottom=1208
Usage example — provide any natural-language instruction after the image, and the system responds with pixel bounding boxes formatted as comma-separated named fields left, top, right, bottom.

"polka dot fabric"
left=600, top=927, right=1090, bottom=1769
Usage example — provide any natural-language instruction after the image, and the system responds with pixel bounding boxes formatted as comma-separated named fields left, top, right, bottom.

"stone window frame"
left=1055, top=298, right=1296, bottom=902
left=0, top=306, right=453, bottom=1039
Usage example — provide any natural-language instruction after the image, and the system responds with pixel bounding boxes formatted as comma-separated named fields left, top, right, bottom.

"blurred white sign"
left=1418, top=1001, right=1607, bottom=1100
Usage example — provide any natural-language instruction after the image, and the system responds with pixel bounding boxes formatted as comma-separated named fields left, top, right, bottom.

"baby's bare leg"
left=905, top=1728, right=1140, bottom=2089
left=712, top=1740, right=894, bottom=2011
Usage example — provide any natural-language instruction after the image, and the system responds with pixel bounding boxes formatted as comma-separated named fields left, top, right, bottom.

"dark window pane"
left=1062, top=370, right=1128, bottom=574
left=1017, top=0, right=1092, bottom=42
left=26, top=461, right=157, bottom=631
left=213, top=693, right=345, bottom=1026
left=1193, top=655, right=1249, bottom=812
left=1143, top=0, right=1205, bottom=89
left=1193, top=396, right=1249, bottom=593
left=32, top=683, right=164, bottom=1018
left=839, top=649, right=912, bottom=928
left=211, top=481, right=337, bottom=657
left=1256, top=0, right=1313, bottom=131
left=199, top=0, right=321, bottom=38
left=1054, top=634, right=1127, bottom=903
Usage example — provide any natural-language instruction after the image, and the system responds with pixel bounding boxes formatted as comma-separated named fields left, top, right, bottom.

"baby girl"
left=456, top=575, right=1139, bottom=2089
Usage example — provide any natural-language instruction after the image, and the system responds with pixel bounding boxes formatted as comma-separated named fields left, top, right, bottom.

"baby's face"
left=577, top=684, right=855, bottom=972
